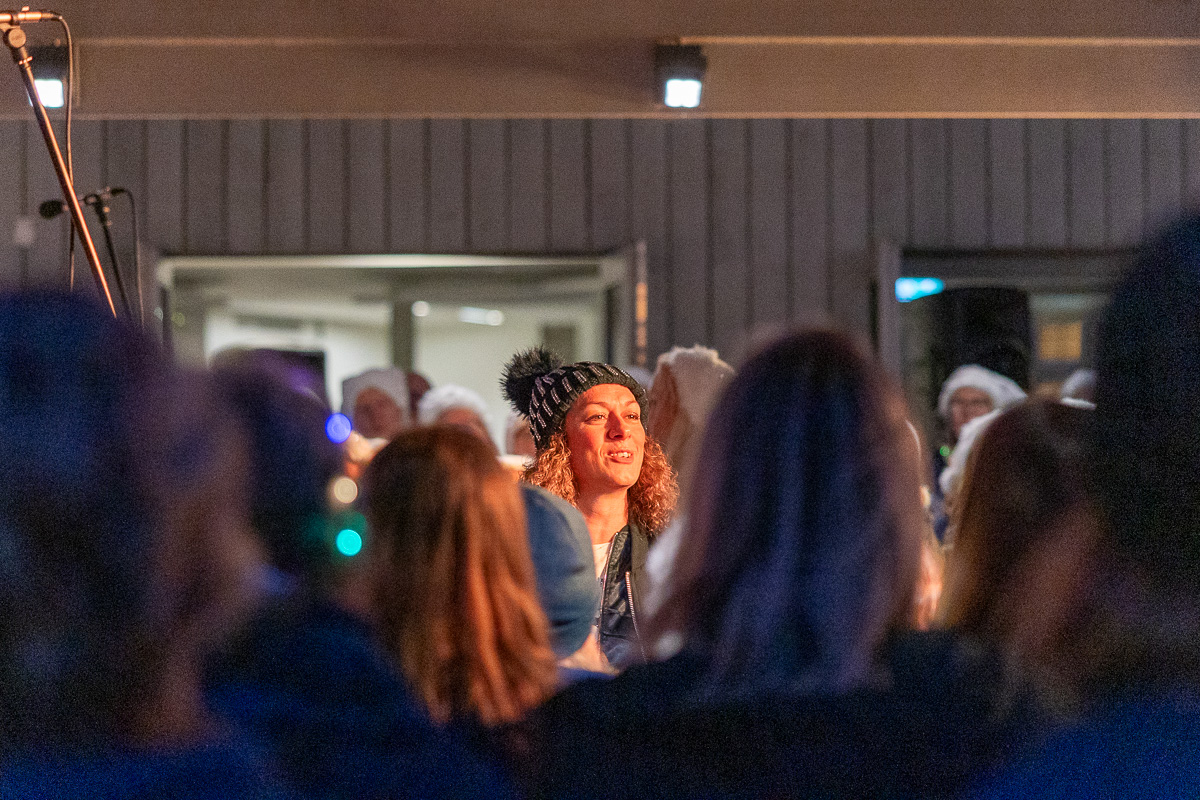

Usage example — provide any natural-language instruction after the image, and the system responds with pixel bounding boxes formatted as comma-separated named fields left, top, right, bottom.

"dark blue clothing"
left=519, top=631, right=1035, bottom=799
left=206, top=598, right=514, bottom=800
left=0, top=738, right=289, bottom=800
left=969, top=690, right=1200, bottom=799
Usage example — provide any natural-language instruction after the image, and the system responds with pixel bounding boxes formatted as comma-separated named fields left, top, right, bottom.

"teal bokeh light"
left=335, top=528, right=363, bottom=557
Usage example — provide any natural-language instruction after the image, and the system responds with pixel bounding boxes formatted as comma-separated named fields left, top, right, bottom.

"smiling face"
left=564, top=384, right=646, bottom=497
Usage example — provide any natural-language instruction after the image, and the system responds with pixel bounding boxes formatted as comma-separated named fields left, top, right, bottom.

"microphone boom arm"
left=4, top=21, right=116, bottom=316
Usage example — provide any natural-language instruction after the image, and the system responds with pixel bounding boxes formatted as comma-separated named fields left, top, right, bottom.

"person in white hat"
left=341, top=367, right=413, bottom=442
left=937, top=364, right=1027, bottom=446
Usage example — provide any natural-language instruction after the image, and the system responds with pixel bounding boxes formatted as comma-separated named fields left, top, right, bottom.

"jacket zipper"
left=626, top=570, right=648, bottom=663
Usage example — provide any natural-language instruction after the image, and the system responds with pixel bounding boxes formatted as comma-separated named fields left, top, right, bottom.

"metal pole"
left=5, top=24, right=116, bottom=316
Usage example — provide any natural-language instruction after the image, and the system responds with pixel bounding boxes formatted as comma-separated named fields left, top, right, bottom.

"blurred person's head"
left=212, top=362, right=343, bottom=584
left=647, top=346, right=734, bottom=501
left=341, top=368, right=411, bottom=441
left=939, top=400, right=1095, bottom=698
left=505, top=410, right=537, bottom=459
left=938, top=365, right=1026, bottom=442
left=417, top=384, right=494, bottom=450
left=649, top=330, right=926, bottom=697
left=502, top=348, right=676, bottom=535
left=361, top=426, right=557, bottom=726
left=0, top=292, right=261, bottom=753
left=1088, top=214, right=1200, bottom=689
left=406, top=371, right=433, bottom=417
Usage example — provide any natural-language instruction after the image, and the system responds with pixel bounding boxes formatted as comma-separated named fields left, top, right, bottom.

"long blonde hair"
left=362, top=426, right=558, bottom=726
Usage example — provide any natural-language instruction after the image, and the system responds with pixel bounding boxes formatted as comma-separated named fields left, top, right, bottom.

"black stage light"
left=654, top=43, right=706, bottom=109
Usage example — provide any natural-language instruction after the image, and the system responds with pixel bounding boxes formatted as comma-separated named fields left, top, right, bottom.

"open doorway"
left=158, top=248, right=643, bottom=446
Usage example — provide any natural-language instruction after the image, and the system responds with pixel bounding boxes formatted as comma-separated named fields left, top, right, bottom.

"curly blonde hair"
left=524, top=430, right=677, bottom=535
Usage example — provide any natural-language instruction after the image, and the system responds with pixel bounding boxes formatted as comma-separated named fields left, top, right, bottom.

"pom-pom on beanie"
left=501, top=347, right=647, bottom=451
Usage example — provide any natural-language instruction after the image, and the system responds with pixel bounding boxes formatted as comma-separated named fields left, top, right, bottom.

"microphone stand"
left=3, top=22, right=116, bottom=316
left=84, top=192, right=132, bottom=317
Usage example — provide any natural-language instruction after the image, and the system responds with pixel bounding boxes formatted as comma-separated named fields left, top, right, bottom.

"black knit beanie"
left=501, top=347, right=647, bottom=451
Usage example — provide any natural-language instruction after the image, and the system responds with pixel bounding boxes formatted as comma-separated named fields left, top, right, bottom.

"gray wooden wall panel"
left=1143, top=119, right=1183, bottom=235
left=989, top=120, right=1026, bottom=248
left=307, top=120, right=347, bottom=253
left=1067, top=120, right=1106, bottom=247
left=628, top=120, right=670, bottom=357
left=467, top=120, right=507, bottom=252
left=749, top=120, right=789, bottom=331
left=347, top=120, right=386, bottom=253
left=0, top=121, right=24, bottom=289
left=549, top=120, right=588, bottom=252
left=588, top=120, right=628, bottom=251
left=790, top=120, right=828, bottom=321
left=3, top=117, right=1198, bottom=361
left=949, top=120, right=989, bottom=249
left=667, top=120, right=709, bottom=349
left=428, top=120, right=467, bottom=252
left=1105, top=120, right=1144, bottom=246
left=709, top=120, right=750, bottom=359
left=184, top=120, right=226, bottom=253
left=509, top=120, right=548, bottom=252
left=829, top=120, right=870, bottom=335
left=227, top=120, right=266, bottom=254
left=1027, top=120, right=1067, bottom=248
left=387, top=120, right=427, bottom=253
left=265, top=120, right=304, bottom=253
left=28, top=121, right=67, bottom=286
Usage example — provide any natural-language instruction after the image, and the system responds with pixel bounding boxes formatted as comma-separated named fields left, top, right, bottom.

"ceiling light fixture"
left=654, top=43, right=706, bottom=109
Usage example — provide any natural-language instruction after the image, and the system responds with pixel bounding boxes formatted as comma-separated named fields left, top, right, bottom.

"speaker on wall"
left=926, top=287, right=1032, bottom=404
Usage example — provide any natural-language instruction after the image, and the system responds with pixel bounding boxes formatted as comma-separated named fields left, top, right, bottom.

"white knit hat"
left=936, top=365, right=1026, bottom=420
left=655, top=345, right=735, bottom=427
left=340, top=367, right=412, bottom=426
left=417, top=383, right=490, bottom=427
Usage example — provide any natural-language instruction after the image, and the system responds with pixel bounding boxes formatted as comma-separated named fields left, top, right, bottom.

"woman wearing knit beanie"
left=502, top=348, right=677, bottom=670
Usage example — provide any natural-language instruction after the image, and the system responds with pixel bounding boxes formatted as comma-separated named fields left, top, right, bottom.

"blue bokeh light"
left=335, top=529, right=363, bottom=557
left=895, top=277, right=945, bottom=303
left=326, top=413, right=353, bottom=443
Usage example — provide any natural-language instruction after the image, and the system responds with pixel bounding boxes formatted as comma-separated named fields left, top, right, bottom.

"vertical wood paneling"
left=307, top=119, right=347, bottom=252
left=428, top=120, right=467, bottom=252
left=227, top=120, right=266, bottom=253
left=589, top=120, right=628, bottom=251
left=989, top=119, right=1026, bottom=247
left=184, top=120, right=226, bottom=253
left=791, top=120, right=828, bottom=321
left=910, top=120, right=950, bottom=248
left=467, top=119, right=507, bottom=251
left=549, top=120, right=588, bottom=251
left=347, top=120, right=386, bottom=252
left=830, top=119, right=870, bottom=333
left=265, top=120, right=305, bottom=253
left=509, top=119, right=548, bottom=251
left=146, top=120, right=184, bottom=256
left=667, top=120, right=709, bottom=348
left=948, top=120, right=988, bottom=248
left=388, top=120, right=427, bottom=252
left=26, top=120, right=66, bottom=286
left=1143, top=119, right=1183, bottom=234
left=871, top=119, right=908, bottom=246
left=1184, top=120, right=1200, bottom=209
left=709, top=120, right=750, bottom=358
left=104, top=120, right=150, bottom=318
left=1067, top=120, right=1105, bottom=247
left=1027, top=120, right=1068, bottom=247
left=629, top=120, right=670, bottom=356
left=69, top=121, right=107, bottom=296
left=749, top=120, right=788, bottom=330
left=1105, top=120, right=1144, bottom=246
left=0, top=121, right=25, bottom=286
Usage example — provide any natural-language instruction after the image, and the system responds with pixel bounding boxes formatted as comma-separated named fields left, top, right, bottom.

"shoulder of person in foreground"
left=966, top=689, right=1200, bottom=800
